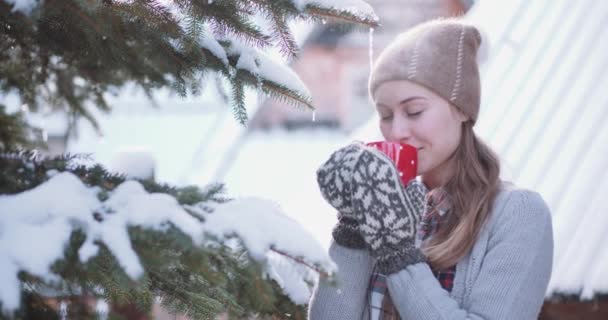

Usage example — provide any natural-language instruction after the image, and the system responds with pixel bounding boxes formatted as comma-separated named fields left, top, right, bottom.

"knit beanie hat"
left=369, top=18, right=482, bottom=123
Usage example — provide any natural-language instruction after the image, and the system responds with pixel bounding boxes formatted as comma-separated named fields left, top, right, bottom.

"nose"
left=390, top=116, right=412, bottom=143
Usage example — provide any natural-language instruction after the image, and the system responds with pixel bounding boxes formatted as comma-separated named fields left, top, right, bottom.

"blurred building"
left=466, top=0, right=608, bottom=318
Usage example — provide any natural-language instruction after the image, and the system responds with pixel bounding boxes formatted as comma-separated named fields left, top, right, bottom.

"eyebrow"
left=376, top=96, right=427, bottom=108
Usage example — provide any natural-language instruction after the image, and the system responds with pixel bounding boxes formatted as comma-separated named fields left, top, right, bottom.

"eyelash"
left=379, top=110, right=423, bottom=121
left=380, top=114, right=393, bottom=121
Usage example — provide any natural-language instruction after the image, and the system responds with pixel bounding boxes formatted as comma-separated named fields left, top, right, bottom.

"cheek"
left=379, top=121, right=391, bottom=140
left=415, top=116, right=460, bottom=170
left=416, top=148, right=432, bottom=175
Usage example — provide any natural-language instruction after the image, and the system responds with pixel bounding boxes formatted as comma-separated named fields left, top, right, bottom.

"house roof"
left=466, top=0, right=608, bottom=299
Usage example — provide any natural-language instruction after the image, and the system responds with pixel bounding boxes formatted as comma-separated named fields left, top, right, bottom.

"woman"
left=308, top=18, right=553, bottom=320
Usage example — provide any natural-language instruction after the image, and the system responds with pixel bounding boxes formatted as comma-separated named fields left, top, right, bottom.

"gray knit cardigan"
left=308, top=183, right=554, bottom=320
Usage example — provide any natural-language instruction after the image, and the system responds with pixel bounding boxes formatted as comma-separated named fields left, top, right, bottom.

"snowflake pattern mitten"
left=351, top=147, right=428, bottom=274
left=316, top=143, right=366, bottom=249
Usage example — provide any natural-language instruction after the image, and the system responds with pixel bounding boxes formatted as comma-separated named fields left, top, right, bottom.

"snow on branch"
left=0, top=172, right=333, bottom=311
left=225, top=37, right=312, bottom=106
left=293, top=0, right=379, bottom=24
left=202, top=197, right=336, bottom=304
left=200, top=24, right=229, bottom=66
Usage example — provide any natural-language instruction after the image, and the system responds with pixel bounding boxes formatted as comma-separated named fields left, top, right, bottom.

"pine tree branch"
left=188, top=0, right=273, bottom=49
left=1, top=0, right=378, bottom=315
left=270, top=247, right=328, bottom=278
left=229, top=65, right=313, bottom=111
left=249, top=0, right=300, bottom=59
left=261, top=80, right=313, bottom=110
left=305, top=5, right=379, bottom=27
left=0, top=105, right=40, bottom=150
left=114, top=1, right=188, bottom=68
left=268, top=7, right=299, bottom=59
left=135, top=0, right=176, bottom=25
left=230, top=75, right=248, bottom=125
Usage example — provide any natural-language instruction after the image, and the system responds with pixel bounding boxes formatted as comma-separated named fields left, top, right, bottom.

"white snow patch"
left=0, top=173, right=98, bottom=311
left=204, top=197, right=336, bottom=273
left=109, top=150, right=156, bottom=180
left=200, top=24, right=229, bottom=66
left=266, top=251, right=315, bottom=305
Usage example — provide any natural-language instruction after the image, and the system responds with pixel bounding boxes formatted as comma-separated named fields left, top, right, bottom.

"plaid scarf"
left=368, top=188, right=456, bottom=320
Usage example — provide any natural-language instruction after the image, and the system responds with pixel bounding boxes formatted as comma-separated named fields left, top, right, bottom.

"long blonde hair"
left=422, top=121, right=501, bottom=270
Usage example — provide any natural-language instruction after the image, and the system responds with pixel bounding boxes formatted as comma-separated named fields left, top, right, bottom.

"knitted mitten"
left=351, top=147, right=428, bottom=274
left=316, top=143, right=366, bottom=249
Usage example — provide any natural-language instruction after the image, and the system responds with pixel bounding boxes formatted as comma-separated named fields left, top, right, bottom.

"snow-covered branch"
left=0, top=172, right=334, bottom=311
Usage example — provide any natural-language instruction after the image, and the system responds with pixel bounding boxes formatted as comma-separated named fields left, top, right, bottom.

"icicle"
left=42, top=130, right=48, bottom=142
left=368, top=27, right=375, bottom=71
left=322, top=19, right=327, bottom=25
left=312, top=110, right=316, bottom=122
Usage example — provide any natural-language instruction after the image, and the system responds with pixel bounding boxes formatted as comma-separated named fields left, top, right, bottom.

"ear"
left=450, top=104, right=469, bottom=123
left=456, top=110, right=468, bottom=123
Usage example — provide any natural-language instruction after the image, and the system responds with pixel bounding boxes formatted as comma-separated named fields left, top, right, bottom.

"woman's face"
left=374, top=80, right=467, bottom=186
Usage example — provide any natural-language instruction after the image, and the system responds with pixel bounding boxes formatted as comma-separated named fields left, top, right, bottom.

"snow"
left=200, top=24, right=229, bottom=66
left=59, top=301, right=67, bottom=320
left=95, top=299, right=109, bottom=320
left=109, top=150, right=156, bottom=180
left=165, top=2, right=228, bottom=67
left=266, top=250, right=316, bottom=305
left=26, top=112, right=70, bottom=138
left=5, top=0, right=37, bottom=13
left=291, top=0, right=378, bottom=22
left=204, top=197, right=336, bottom=304
left=0, top=173, right=98, bottom=310
left=0, top=172, right=333, bottom=311
left=226, top=38, right=311, bottom=100
left=206, top=197, right=334, bottom=269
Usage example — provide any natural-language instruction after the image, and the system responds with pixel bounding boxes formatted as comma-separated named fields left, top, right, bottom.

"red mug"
left=365, top=141, right=418, bottom=186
